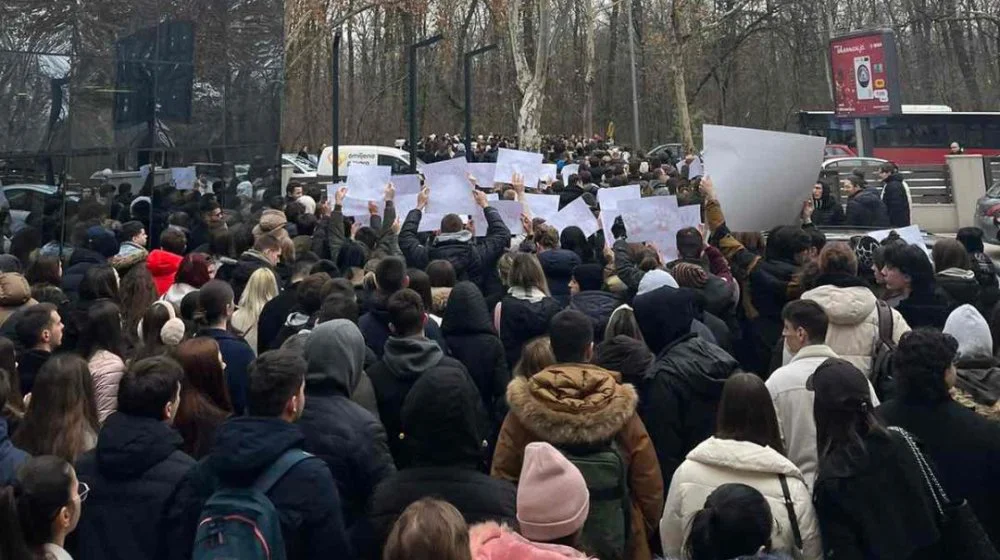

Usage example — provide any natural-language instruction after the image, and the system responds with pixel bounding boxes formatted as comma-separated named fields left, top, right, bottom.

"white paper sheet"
left=326, top=183, right=345, bottom=204
left=342, top=197, right=383, bottom=220
left=703, top=125, right=826, bottom=232
left=172, top=167, right=196, bottom=191
left=868, top=224, right=931, bottom=258
left=427, top=174, right=477, bottom=216
left=494, top=148, right=543, bottom=187
left=523, top=193, right=561, bottom=222
left=392, top=174, right=422, bottom=195
left=617, top=196, right=681, bottom=244
left=546, top=197, right=600, bottom=238
left=686, top=156, right=704, bottom=180
left=597, top=185, right=642, bottom=246
left=420, top=157, right=468, bottom=182
left=561, top=164, right=580, bottom=185
left=491, top=200, right=525, bottom=235
left=538, top=164, right=558, bottom=184
left=394, top=194, right=420, bottom=219
left=345, top=165, right=391, bottom=200
left=467, top=163, right=497, bottom=187
left=677, top=205, right=703, bottom=229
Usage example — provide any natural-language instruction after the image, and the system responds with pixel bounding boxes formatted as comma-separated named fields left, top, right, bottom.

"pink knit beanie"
left=516, top=442, right=590, bottom=542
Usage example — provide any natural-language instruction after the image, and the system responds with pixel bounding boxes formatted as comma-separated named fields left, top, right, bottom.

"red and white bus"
left=799, top=105, right=1000, bottom=165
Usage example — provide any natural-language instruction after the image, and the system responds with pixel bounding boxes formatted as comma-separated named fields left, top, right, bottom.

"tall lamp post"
left=331, top=30, right=342, bottom=182
left=464, top=44, right=497, bottom=162
left=408, top=34, right=444, bottom=173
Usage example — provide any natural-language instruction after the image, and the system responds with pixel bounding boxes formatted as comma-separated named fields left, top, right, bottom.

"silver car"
left=974, top=181, right=1000, bottom=244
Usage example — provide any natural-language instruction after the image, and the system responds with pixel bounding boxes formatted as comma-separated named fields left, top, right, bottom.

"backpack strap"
left=778, top=474, right=803, bottom=550
left=874, top=300, right=895, bottom=347
left=253, top=449, right=313, bottom=494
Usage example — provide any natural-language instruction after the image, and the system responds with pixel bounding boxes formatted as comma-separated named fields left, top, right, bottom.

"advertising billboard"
left=830, top=30, right=902, bottom=118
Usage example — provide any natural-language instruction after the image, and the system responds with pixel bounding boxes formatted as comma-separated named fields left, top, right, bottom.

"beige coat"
left=660, top=437, right=822, bottom=560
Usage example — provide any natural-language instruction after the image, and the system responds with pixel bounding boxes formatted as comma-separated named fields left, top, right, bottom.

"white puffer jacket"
left=660, top=437, right=822, bottom=560
left=801, top=284, right=910, bottom=376
left=88, top=349, right=125, bottom=424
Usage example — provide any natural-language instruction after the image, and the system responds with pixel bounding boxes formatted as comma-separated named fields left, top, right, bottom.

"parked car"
left=2, top=184, right=80, bottom=233
left=281, top=153, right=318, bottom=179
left=820, top=156, right=913, bottom=210
left=975, top=181, right=1000, bottom=244
left=823, top=144, right=857, bottom=159
left=316, top=145, right=424, bottom=177
left=647, top=143, right=684, bottom=164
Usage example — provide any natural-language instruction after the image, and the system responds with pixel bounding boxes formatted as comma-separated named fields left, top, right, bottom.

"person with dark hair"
left=148, top=228, right=186, bottom=296
left=0, top=360, right=27, bottom=485
left=231, top=233, right=280, bottom=302
left=492, top=308, right=663, bottom=560
left=187, top=198, right=226, bottom=253
left=256, top=256, right=316, bottom=354
left=268, top=272, right=332, bottom=350
left=313, top=185, right=398, bottom=268
left=111, top=220, right=149, bottom=273
left=878, top=161, right=910, bottom=227
left=367, top=289, right=469, bottom=468
left=534, top=225, right=582, bottom=307
left=164, top=350, right=350, bottom=560
left=316, top=291, right=361, bottom=325
left=680, top=484, right=778, bottom=560
left=931, top=237, right=981, bottom=311
left=15, top=302, right=63, bottom=395
left=881, top=243, right=949, bottom=328
left=197, top=280, right=255, bottom=415
left=808, top=179, right=844, bottom=226
left=810, top=358, right=940, bottom=559
left=496, top=253, right=563, bottom=368
left=79, top=300, right=127, bottom=423
left=62, top=226, right=117, bottom=299
left=163, top=253, right=211, bottom=308
left=406, top=268, right=439, bottom=324
left=26, top=254, right=63, bottom=290
left=118, top=264, right=158, bottom=350
left=956, top=226, right=999, bottom=309
left=172, top=338, right=232, bottom=458
left=359, top=257, right=448, bottom=358
left=0, top=455, right=83, bottom=560
left=132, top=301, right=184, bottom=361
left=661, top=373, right=821, bottom=558
left=841, top=176, right=890, bottom=227
left=427, top=259, right=456, bottom=316
left=568, top=263, right=620, bottom=343
left=399, top=182, right=511, bottom=291
left=70, top=356, right=193, bottom=560
left=878, top=328, right=1000, bottom=545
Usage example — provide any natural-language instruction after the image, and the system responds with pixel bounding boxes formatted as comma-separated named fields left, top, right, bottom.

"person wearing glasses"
left=0, top=455, right=85, bottom=560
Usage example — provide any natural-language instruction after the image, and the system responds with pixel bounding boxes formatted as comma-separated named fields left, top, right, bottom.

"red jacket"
left=147, top=249, right=183, bottom=295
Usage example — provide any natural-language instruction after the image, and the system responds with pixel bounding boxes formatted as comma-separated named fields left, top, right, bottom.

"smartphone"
left=854, top=56, right=874, bottom=100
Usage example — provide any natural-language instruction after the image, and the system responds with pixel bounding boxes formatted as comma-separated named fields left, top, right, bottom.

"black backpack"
left=870, top=300, right=897, bottom=400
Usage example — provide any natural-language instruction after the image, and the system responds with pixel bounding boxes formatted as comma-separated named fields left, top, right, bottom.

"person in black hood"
left=535, top=225, right=581, bottom=307
left=269, top=272, right=331, bottom=350
left=70, top=356, right=195, bottom=560
left=440, top=282, right=509, bottom=440
left=841, top=176, right=890, bottom=227
left=298, top=320, right=395, bottom=557
left=368, top=289, right=471, bottom=469
left=558, top=174, right=587, bottom=209
left=62, top=226, right=117, bottom=300
left=257, top=257, right=316, bottom=353
left=631, top=285, right=740, bottom=490
left=878, top=161, right=910, bottom=227
left=882, top=243, right=949, bottom=329
left=568, top=263, right=620, bottom=343
left=164, top=350, right=350, bottom=560
left=809, top=180, right=844, bottom=226
left=370, top=366, right=514, bottom=558
left=359, top=257, right=448, bottom=357
left=956, top=227, right=1000, bottom=313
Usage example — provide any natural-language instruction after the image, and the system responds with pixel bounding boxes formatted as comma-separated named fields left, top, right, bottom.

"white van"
left=317, top=145, right=423, bottom=177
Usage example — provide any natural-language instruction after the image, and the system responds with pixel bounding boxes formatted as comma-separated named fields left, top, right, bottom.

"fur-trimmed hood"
left=506, top=364, right=638, bottom=445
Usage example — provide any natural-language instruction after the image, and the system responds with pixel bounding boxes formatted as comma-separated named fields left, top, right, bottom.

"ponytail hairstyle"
left=684, top=483, right=773, bottom=560
left=0, top=455, right=77, bottom=559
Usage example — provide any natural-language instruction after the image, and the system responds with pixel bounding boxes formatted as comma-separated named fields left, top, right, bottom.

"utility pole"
left=626, top=7, right=641, bottom=150
left=408, top=34, right=444, bottom=173
left=464, top=44, right=498, bottom=162
left=331, top=30, right=342, bottom=182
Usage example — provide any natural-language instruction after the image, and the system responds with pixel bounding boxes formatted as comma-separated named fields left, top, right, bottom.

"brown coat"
left=491, top=365, right=664, bottom=560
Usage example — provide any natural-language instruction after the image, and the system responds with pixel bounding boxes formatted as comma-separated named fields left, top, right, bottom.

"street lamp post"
left=408, top=34, right=444, bottom=173
left=331, top=30, right=342, bottom=182
left=464, top=44, right=497, bottom=162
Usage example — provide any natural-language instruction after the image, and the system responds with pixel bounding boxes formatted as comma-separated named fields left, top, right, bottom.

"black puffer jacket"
left=538, top=249, right=581, bottom=307
left=935, top=268, right=981, bottom=311
left=230, top=249, right=275, bottom=302
left=747, top=257, right=798, bottom=371
left=441, top=282, right=509, bottom=434
left=256, top=280, right=300, bottom=353
left=497, top=295, right=563, bottom=368
left=71, top=413, right=195, bottom=560
left=844, top=187, right=890, bottom=227
left=62, top=247, right=107, bottom=300
left=398, top=207, right=510, bottom=289
left=882, top=172, right=910, bottom=227
left=970, top=251, right=1000, bottom=312
left=812, top=183, right=844, bottom=226
left=298, top=320, right=395, bottom=551
left=896, top=287, right=950, bottom=329
left=633, top=286, right=740, bottom=489
left=569, top=290, right=621, bottom=343
left=369, top=366, right=513, bottom=559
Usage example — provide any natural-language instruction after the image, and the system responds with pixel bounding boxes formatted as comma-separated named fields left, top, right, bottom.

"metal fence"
left=821, top=164, right=953, bottom=205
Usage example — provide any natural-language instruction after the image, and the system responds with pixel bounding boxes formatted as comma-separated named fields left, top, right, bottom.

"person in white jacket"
left=767, top=300, right=880, bottom=488
left=661, top=373, right=823, bottom=560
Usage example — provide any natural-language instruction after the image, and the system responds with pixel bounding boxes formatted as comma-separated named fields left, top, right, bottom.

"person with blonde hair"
left=230, top=267, right=279, bottom=354
left=495, top=253, right=562, bottom=367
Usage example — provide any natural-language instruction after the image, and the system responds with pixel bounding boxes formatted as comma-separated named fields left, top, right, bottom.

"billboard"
left=830, top=30, right=902, bottom=118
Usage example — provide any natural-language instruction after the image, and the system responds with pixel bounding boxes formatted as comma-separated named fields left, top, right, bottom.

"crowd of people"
left=0, top=137, right=999, bottom=560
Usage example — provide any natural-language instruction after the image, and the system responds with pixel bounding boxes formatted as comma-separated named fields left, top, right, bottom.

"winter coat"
left=198, top=328, right=255, bottom=415
left=88, top=349, right=126, bottom=424
left=256, top=281, right=300, bottom=354
left=370, top=365, right=513, bottom=558
left=812, top=430, right=941, bottom=560
left=538, top=249, right=581, bottom=307
left=844, top=187, right=890, bottom=227
left=894, top=287, right=950, bottom=330
left=368, top=335, right=470, bottom=468
left=935, top=268, right=980, bottom=311
left=298, top=320, right=395, bottom=546
left=163, top=417, right=350, bottom=560
left=766, top=345, right=880, bottom=488
left=146, top=249, right=184, bottom=296
left=878, top=394, right=1000, bottom=546
left=943, top=304, right=1000, bottom=415
left=492, top=365, right=664, bottom=560
left=801, top=279, right=910, bottom=376
left=469, top=522, right=593, bottom=560
left=496, top=292, right=563, bottom=368
left=161, top=283, right=198, bottom=310
left=230, top=250, right=274, bottom=303
left=399, top=207, right=511, bottom=290
left=70, top=413, right=195, bottom=560
left=0, top=417, right=28, bottom=486
left=559, top=185, right=587, bottom=210
left=18, top=347, right=51, bottom=395
left=569, top=290, right=621, bottom=343
left=441, top=282, right=509, bottom=434
left=811, top=186, right=844, bottom=226
left=62, top=248, right=108, bottom=299
left=358, top=296, right=449, bottom=358
left=970, top=251, right=1000, bottom=312
left=660, top=437, right=822, bottom=559
left=0, top=273, right=34, bottom=328
left=882, top=172, right=911, bottom=227
left=747, top=257, right=800, bottom=369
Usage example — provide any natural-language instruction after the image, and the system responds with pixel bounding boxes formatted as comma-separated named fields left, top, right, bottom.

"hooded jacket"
left=943, top=304, right=1000, bottom=416
left=71, top=413, right=195, bottom=560
left=538, top=249, right=581, bottom=306
left=0, top=273, right=34, bottom=328
left=256, top=280, right=301, bottom=353
left=63, top=247, right=108, bottom=299
left=161, top=282, right=198, bottom=310
left=882, top=172, right=910, bottom=227
left=811, top=183, right=844, bottom=226
left=802, top=282, right=910, bottom=376
left=164, top=417, right=350, bottom=560
left=358, top=295, right=449, bottom=358
left=844, top=186, right=890, bottom=227
left=492, top=365, right=664, bottom=560
left=569, top=290, right=621, bottom=343
left=88, top=349, right=126, bottom=424
left=660, top=437, right=822, bottom=559
left=298, top=320, right=395, bottom=544
left=367, top=335, right=470, bottom=468
left=0, top=417, right=28, bottom=486
left=147, top=249, right=184, bottom=296
left=441, top=282, right=509, bottom=435
left=632, top=286, right=740, bottom=489
left=935, top=267, right=981, bottom=310
left=497, top=291, right=563, bottom=368
left=371, top=367, right=515, bottom=557
left=469, top=522, right=593, bottom=560
left=399, top=207, right=511, bottom=289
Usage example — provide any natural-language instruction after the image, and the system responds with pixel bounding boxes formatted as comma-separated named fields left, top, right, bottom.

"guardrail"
left=822, top=164, right=953, bottom=205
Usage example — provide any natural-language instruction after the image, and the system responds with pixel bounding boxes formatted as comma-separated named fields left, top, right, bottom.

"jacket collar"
left=687, top=437, right=804, bottom=477
left=789, top=344, right=838, bottom=364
